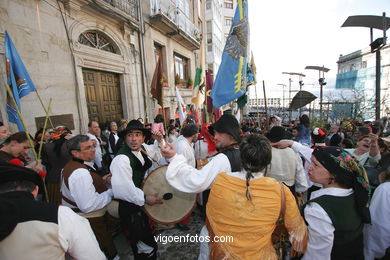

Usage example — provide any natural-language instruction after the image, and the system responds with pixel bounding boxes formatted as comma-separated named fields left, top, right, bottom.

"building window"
left=362, top=61, right=367, bottom=69
left=174, top=53, right=188, bottom=84
left=207, top=33, right=212, bottom=44
left=224, top=2, right=233, bottom=9
left=206, top=21, right=212, bottom=32
left=207, top=44, right=213, bottom=52
left=225, top=18, right=233, bottom=26
left=206, top=1, right=211, bottom=9
left=78, top=30, right=119, bottom=54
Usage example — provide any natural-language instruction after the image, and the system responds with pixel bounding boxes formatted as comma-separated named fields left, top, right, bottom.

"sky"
left=248, top=0, right=389, bottom=99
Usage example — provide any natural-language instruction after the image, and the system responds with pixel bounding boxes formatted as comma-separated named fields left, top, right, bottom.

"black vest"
left=221, top=147, right=241, bottom=172
left=304, top=194, right=364, bottom=260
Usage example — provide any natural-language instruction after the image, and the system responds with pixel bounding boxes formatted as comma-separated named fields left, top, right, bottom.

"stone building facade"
left=146, top=0, right=204, bottom=121
left=0, top=0, right=204, bottom=133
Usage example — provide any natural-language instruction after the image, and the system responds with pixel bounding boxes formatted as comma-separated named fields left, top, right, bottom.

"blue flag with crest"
left=4, top=31, right=37, bottom=130
left=211, top=0, right=249, bottom=108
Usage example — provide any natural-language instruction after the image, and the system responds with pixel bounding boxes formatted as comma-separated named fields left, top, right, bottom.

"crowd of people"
left=0, top=113, right=389, bottom=259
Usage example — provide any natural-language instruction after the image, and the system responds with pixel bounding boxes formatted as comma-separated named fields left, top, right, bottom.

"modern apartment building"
left=335, top=43, right=390, bottom=119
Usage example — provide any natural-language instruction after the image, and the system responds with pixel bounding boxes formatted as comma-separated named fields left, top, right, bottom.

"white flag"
left=235, top=108, right=241, bottom=123
left=175, top=87, right=186, bottom=125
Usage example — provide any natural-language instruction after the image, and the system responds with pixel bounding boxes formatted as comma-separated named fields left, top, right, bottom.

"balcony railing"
left=102, top=0, right=139, bottom=21
left=151, top=0, right=201, bottom=43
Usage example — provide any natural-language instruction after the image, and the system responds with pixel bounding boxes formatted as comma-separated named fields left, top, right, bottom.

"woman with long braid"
left=162, top=134, right=307, bottom=259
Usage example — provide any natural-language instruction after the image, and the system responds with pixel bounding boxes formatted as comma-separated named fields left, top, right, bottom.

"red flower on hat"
left=9, top=158, right=23, bottom=166
left=318, top=129, right=326, bottom=136
left=38, top=171, right=47, bottom=178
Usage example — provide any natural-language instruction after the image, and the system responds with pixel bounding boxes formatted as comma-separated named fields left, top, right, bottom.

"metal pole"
left=375, top=49, right=381, bottom=120
left=263, top=81, right=269, bottom=131
left=298, top=78, right=303, bottom=117
left=283, top=85, right=285, bottom=114
left=288, top=77, right=292, bottom=121
left=320, top=84, right=323, bottom=122
left=254, top=85, right=260, bottom=127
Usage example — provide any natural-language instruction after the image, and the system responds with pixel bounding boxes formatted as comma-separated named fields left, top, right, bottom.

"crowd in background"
left=0, top=112, right=389, bottom=259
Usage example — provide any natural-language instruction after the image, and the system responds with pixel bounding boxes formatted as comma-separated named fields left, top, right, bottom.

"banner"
left=151, top=58, right=163, bottom=107
left=5, top=31, right=37, bottom=130
left=191, top=38, right=206, bottom=108
left=210, top=0, right=249, bottom=108
left=175, top=86, right=186, bottom=125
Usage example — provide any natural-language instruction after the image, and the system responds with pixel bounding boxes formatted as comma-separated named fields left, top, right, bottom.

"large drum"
left=142, top=165, right=196, bottom=224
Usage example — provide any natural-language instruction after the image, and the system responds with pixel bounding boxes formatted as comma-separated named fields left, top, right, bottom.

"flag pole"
left=161, top=103, right=167, bottom=136
left=263, top=80, right=269, bottom=132
left=37, top=98, right=52, bottom=160
left=254, top=83, right=260, bottom=128
left=4, top=82, right=50, bottom=202
left=4, top=83, right=38, bottom=161
left=37, top=99, right=52, bottom=203
left=35, top=91, right=55, bottom=129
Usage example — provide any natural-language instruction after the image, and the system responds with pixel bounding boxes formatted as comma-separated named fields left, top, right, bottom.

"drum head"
left=142, top=165, right=196, bottom=224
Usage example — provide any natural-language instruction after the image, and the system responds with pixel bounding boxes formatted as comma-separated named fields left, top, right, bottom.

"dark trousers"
left=88, top=215, right=117, bottom=259
left=118, top=200, right=157, bottom=260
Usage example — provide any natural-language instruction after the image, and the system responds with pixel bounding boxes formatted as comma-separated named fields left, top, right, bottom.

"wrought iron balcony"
left=150, top=0, right=201, bottom=50
left=101, top=0, right=139, bottom=21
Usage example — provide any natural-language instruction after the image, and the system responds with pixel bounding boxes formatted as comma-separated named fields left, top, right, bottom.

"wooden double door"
left=83, top=69, right=123, bottom=124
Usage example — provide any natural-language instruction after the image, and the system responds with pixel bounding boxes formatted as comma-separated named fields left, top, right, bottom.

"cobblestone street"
left=114, top=206, right=205, bottom=260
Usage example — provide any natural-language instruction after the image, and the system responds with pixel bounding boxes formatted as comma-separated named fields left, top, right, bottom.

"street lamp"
left=277, top=83, right=286, bottom=113
left=341, top=12, right=390, bottom=120
left=282, top=72, right=305, bottom=121
left=305, top=66, right=330, bottom=122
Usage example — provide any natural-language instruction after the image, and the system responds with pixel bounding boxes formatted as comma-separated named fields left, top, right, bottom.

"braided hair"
left=240, top=134, right=272, bottom=200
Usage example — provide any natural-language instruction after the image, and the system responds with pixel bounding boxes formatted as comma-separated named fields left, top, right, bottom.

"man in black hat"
left=110, top=119, right=163, bottom=259
left=161, top=114, right=241, bottom=193
left=0, top=161, right=106, bottom=260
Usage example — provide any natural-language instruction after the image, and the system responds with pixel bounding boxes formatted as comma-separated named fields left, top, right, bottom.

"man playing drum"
left=172, top=123, right=199, bottom=230
left=110, top=119, right=163, bottom=260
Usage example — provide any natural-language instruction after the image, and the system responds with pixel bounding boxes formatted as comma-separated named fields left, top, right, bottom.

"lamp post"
left=305, top=66, right=330, bottom=123
left=341, top=12, right=390, bottom=120
left=282, top=72, right=305, bottom=121
left=277, top=83, right=286, bottom=114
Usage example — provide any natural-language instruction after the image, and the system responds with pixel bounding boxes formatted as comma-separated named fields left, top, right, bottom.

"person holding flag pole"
left=3, top=31, right=50, bottom=201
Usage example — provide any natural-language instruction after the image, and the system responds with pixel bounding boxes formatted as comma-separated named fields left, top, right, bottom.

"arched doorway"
left=78, top=30, right=123, bottom=124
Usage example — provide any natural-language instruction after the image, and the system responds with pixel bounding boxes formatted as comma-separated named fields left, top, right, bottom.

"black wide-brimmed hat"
left=266, top=126, right=287, bottom=143
left=212, top=114, right=241, bottom=142
left=119, top=119, right=151, bottom=138
left=0, top=161, right=44, bottom=192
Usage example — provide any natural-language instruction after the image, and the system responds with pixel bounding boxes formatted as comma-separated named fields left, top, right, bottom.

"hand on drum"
left=145, top=194, right=163, bottom=206
left=160, top=142, right=176, bottom=159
